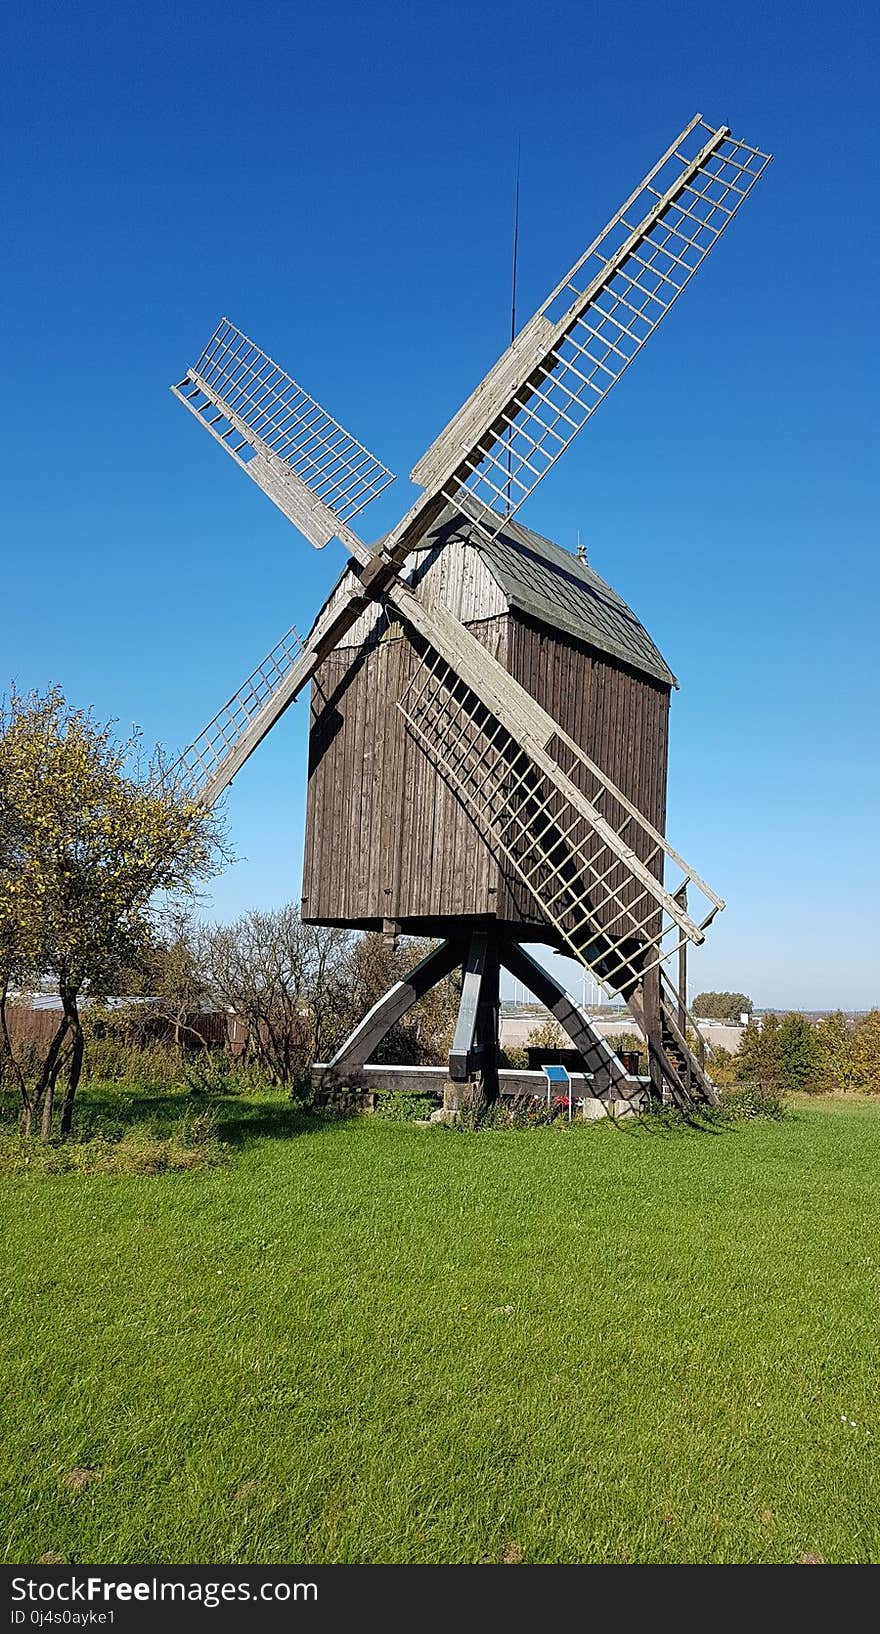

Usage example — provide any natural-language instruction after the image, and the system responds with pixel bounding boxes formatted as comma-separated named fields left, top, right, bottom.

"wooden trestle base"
left=313, top=929, right=649, bottom=1109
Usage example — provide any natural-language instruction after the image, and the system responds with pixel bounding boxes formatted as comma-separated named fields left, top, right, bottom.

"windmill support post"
left=636, top=967, right=665, bottom=1105
left=319, top=937, right=465, bottom=1090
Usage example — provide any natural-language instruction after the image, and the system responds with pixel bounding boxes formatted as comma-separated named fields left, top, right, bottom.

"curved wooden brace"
left=499, top=940, right=638, bottom=1101
left=323, top=936, right=465, bottom=1084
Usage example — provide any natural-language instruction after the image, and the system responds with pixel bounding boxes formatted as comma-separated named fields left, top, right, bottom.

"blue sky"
left=2, top=1, right=877, bottom=1009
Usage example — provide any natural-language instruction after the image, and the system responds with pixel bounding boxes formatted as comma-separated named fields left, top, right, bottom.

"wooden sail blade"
left=162, top=583, right=372, bottom=806
left=405, top=115, right=771, bottom=548
left=171, top=319, right=394, bottom=562
left=389, top=582, right=723, bottom=997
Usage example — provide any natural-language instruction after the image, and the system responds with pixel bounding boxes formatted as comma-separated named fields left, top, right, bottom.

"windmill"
left=164, top=113, right=771, bottom=1111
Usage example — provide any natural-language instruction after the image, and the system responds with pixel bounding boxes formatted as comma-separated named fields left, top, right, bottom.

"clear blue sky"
left=2, top=1, right=877, bottom=1009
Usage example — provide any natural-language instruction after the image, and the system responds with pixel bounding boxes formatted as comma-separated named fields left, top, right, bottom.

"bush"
left=718, top=1083, right=788, bottom=1121
left=705, top=1044, right=738, bottom=1088
left=83, top=1033, right=181, bottom=1089
left=181, top=1050, right=236, bottom=1097
left=608, top=1030, right=644, bottom=1066
left=524, top=1017, right=567, bottom=1051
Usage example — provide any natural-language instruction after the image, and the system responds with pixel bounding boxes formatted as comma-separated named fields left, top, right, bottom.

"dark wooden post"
left=639, top=966, right=664, bottom=1104
left=675, top=885, right=688, bottom=1039
left=447, top=929, right=501, bottom=1108
left=475, top=937, right=501, bottom=1104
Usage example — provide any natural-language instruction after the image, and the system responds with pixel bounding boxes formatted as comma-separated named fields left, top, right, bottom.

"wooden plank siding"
left=301, top=539, right=670, bottom=944
left=506, top=615, right=670, bottom=944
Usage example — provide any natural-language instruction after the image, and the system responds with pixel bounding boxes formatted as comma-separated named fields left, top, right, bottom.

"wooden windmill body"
left=303, top=509, right=674, bottom=940
left=163, top=114, right=772, bottom=1111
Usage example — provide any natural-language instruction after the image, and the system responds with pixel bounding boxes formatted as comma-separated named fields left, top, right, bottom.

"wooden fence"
left=2, top=1004, right=247, bottom=1054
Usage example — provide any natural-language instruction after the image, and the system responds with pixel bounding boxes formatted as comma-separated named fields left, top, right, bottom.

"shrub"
left=524, top=1017, right=567, bottom=1051
left=83, top=1034, right=182, bottom=1089
left=705, top=1044, right=738, bottom=1087
left=718, top=1083, right=788, bottom=1121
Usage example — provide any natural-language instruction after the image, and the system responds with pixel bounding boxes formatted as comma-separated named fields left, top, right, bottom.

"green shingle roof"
left=429, top=505, right=677, bottom=690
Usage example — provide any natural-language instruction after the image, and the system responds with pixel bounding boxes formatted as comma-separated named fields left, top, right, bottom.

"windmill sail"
left=172, top=320, right=394, bottom=561
left=403, top=115, right=771, bottom=550
left=163, top=580, right=372, bottom=804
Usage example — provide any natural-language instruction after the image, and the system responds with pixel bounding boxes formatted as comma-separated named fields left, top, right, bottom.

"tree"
left=0, top=688, right=224, bottom=1138
left=736, top=1012, right=781, bottom=1088
left=850, top=1012, right=880, bottom=1095
left=776, top=1012, right=821, bottom=1093
left=815, top=1010, right=880, bottom=1095
left=814, top=1011, right=852, bottom=1093
left=198, top=905, right=353, bottom=1086
left=144, top=907, right=214, bottom=1057
left=692, top=991, right=753, bottom=1022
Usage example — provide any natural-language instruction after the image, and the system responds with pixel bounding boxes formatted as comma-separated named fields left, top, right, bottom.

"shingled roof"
left=424, top=505, right=677, bottom=689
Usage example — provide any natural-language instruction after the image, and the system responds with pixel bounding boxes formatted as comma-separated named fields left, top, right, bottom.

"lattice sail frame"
left=164, top=624, right=305, bottom=801
left=172, top=320, right=393, bottom=557
left=409, top=114, right=771, bottom=544
left=397, top=632, right=723, bottom=998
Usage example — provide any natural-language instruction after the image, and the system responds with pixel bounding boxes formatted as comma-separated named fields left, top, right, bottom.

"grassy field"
left=1, top=1087, right=878, bottom=1565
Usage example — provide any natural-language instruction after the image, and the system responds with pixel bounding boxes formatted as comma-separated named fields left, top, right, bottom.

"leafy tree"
left=814, top=1011, right=852, bottom=1093
left=776, top=1012, right=821, bottom=1092
left=758, top=1012, right=782, bottom=1086
left=815, top=1010, right=880, bottom=1095
left=0, top=688, right=224, bottom=1138
left=736, top=1012, right=781, bottom=1088
left=850, top=1011, right=880, bottom=1095
left=144, top=907, right=214, bottom=1057
left=692, top=991, right=753, bottom=1022
left=735, top=1010, right=824, bottom=1094
left=735, top=1016, right=765, bottom=1082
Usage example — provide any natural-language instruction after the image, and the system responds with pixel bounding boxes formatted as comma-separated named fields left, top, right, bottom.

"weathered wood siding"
left=301, top=540, right=670, bottom=940
left=302, top=613, right=510, bottom=927
left=509, top=614, right=669, bottom=856
left=507, top=615, right=670, bottom=942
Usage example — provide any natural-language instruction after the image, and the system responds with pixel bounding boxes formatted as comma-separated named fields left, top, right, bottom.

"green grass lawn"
left=1, top=1088, right=878, bottom=1565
